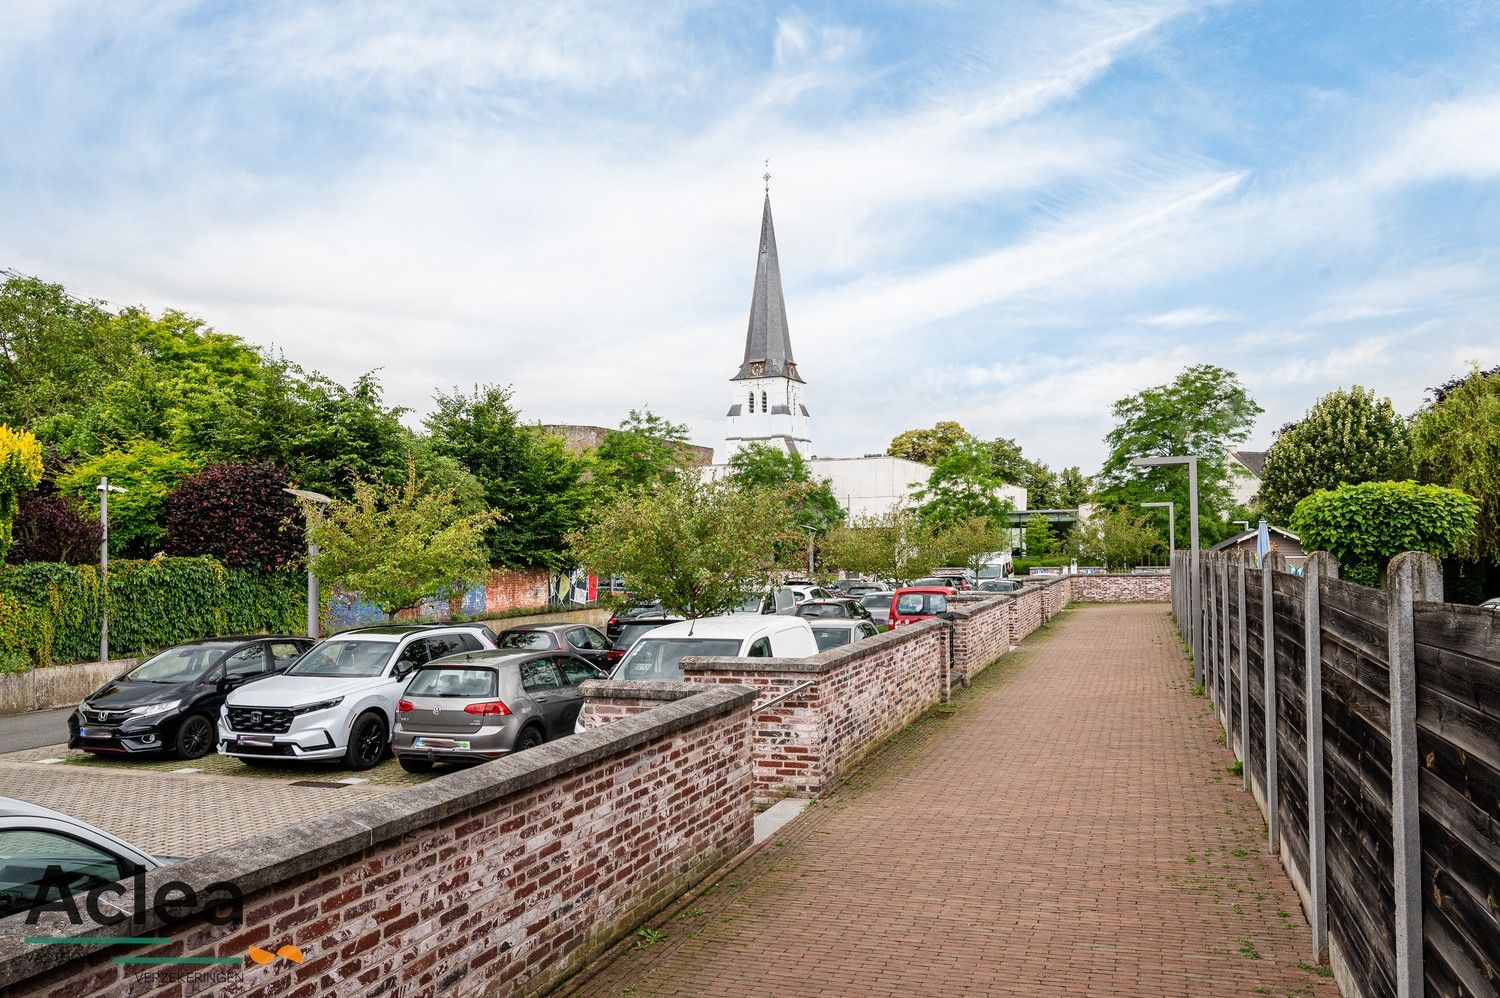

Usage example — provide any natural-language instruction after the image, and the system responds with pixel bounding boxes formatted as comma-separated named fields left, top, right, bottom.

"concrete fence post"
left=1302, top=551, right=1338, bottom=962
left=1205, top=557, right=1217, bottom=701
left=1237, top=553, right=1250, bottom=791
left=1262, top=550, right=1283, bottom=854
left=1386, top=551, right=1442, bottom=998
left=1220, top=557, right=1231, bottom=731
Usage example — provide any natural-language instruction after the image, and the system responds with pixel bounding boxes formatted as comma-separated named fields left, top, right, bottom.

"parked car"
left=611, top=616, right=684, bottom=656
left=782, top=583, right=831, bottom=605
left=496, top=623, right=617, bottom=670
left=392, top=649, right=601, bottom=773
left=859, top=591, right=896, bottom=629
left=0, top=797, right=166, bottom=920
left=1482, top=598, right=1500, bottom=612
left=609, top=615, right=819, bottom=683
left=809, top=619, right=880, bottom=651
left=845, top=582, right=889, bottom=597
left=889, top=586, right=955, bottom=628
left=795, top=598, right=874, bottom=623
left=977, top=579, right=1024, bottom=594
left=218, top=624, right=496, bottom=770
left=70, top=635, right=313, bottom=760
left=605, top=603, right=665, bottom=641
left=731, top=587, right=798, bottom=615
left=914, top=574, right=972, bottom=591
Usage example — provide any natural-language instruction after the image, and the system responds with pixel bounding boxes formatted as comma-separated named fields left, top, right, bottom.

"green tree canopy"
left=308, top=463, right=495, bottom=617
left=569, top=475, right=797, bottom=617
left=935, top=516, right=1011, bottom=577
left=727, top=443, right=844, bottom=535
left=56, top=439, right=199, bottom=557
left=917, top=438, right=1016, bottom=529
left=887, top=421, right=970, bottom=465
left=1094, top=364, right=1261, bottom=547
left=1258, top=386, right=1412, bottom=523
left=1022, top=514, right=1054, bottom=556
left=1070, top=509, right=1162, bottom=571
left=1290, top=480, right=1478, bottom=587
left=425, top=385, right=592, bottom=570
left=594, top=408, right=693, bottom=494
left=818, top=506, right=942, bottom=584
left=1410, top=367, right=1500, bottom=564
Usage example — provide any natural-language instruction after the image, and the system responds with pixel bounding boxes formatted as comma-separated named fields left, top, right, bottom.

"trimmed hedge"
left=0, top=557, right=303, bottom=667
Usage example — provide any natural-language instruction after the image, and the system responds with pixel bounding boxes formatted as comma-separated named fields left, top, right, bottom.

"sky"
left=2, top=0, right=1498, bottom=471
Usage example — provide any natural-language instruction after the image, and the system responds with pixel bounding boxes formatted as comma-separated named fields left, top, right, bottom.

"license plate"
left=79, top=727, right=102, bottom=738
left=237, top=735, right=275, bottom=747
left=412, top=738, right=468, bottom=750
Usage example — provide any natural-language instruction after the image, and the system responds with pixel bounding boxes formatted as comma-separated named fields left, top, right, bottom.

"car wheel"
left=344, top=712, right=388, bottom=770
left=514, top=725, right=545, bottom=752
left=173, top=714, right=216, bottom=760
left=398, top=757, right=434, bottom=774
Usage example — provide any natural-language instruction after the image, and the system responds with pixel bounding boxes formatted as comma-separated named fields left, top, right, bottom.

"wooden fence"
left=1173, top=548, right=1499, bottom=998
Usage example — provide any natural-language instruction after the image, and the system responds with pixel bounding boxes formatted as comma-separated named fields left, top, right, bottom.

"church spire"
left=733, top=193, right=803, bottom=383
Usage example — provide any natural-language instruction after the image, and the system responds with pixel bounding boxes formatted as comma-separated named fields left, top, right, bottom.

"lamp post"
left=799, top=524, right=818, bottom=578
left=96, top=477, right=128, bottom=663
left=1233, top=520, right=1250, bottom=532
left=1141, top=501, right=1175, bottom=556
left=1131, top=456, right=1201, bottom=679
left=285, top=488, right=334, bottom=639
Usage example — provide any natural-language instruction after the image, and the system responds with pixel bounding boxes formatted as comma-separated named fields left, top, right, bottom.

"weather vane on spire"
left=763, top=158, right=771, bottom=194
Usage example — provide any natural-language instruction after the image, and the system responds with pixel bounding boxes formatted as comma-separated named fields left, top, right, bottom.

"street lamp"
left=1131, top=455, right=1201, bottom=680
left=1141, top=501, right=1175, bottom=555
left=96, top=477, right=128, bottom=662
left=285, top=488, right=334, bottom=639
left=1232, top=520, right=1250, bottom=532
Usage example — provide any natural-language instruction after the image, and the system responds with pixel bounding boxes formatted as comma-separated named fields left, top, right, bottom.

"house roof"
left=1208, top=524, right=1299, bottom=552
left=1229, top=449, right=1268, bottom=477
left=733, top=195, right=803, bottom=384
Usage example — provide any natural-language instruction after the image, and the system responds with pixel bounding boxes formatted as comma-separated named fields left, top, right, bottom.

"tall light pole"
left=1141, top=501, right=1175, bottom=556
left=1132, top=456, right=1201, bottom=680
left=1233, top=520, right=1250, bottom=532
left=800, top=524, right=818, bottom=578
left=97, top=477, right=128, bottom=662
left=285, top=488, right=334, bottom=639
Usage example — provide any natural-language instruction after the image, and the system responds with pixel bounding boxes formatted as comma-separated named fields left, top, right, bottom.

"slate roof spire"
left=733, top=193, right=803, bottom=383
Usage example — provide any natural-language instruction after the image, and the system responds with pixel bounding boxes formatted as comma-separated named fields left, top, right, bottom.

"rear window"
left=796, top=603, right=848, bottom=619
left=896, top=593, right=948, bottom=616
left=811, top=626, right=855, bottom=651
left=406, top=667, right=498, bottom=698
left=497, top=631, right=553, bottom=650
left=860, top=594, right=892, bottom=608
left=612, top=638, right=742, bottom=682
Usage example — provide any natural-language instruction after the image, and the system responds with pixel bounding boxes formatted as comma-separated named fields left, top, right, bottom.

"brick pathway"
left=570, top=604, right=1339, bottom=998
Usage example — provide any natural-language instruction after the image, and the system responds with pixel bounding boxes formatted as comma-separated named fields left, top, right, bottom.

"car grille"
left=82, top=708, right=129, bottom=725
left=227, top=707, right=294, bottom=734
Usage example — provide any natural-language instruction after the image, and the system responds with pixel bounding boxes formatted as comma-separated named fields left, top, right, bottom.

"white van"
left=607, top=614, right=819, bottom=683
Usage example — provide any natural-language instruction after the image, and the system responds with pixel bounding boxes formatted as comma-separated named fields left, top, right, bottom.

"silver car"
left=810, top=619, right=880, bottom=651
left=392, top=650, right=602, bottom=773
left=0, top=796, right=166, bottom=920
left=859, top=591, right=895, bottom=630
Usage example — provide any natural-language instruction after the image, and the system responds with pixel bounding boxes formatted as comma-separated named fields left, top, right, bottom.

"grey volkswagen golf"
left=391, top=649, right=604, bottom=773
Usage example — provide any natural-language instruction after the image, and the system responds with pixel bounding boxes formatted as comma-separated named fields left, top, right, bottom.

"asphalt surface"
left=0, top=707, right=73, bottom=754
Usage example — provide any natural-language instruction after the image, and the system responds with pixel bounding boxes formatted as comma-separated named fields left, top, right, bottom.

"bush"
left=165, top=461, right=304, bottom=570
left=0, top=557, right=303, bottom=666
left=56, top=439, right=198, bottom=556
left=1290, top=480, right=1479, bottom=588
left=7, top=491, right=102, bottom=564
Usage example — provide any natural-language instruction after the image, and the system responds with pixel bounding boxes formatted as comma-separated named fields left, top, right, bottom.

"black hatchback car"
left=69, top=635, right=312, bottom=760
left=495, top=624, right=618, bottom=671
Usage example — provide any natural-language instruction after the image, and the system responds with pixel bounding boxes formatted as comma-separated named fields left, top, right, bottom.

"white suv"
left=218, top=625, right=496, bottom=769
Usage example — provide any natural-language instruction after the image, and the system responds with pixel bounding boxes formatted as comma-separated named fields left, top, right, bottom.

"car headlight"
left=129, top=700, right=181, bottom=718
left=291, top=697, right=344, bottom=716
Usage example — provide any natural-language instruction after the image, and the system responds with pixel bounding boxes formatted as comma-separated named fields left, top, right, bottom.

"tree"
left=887, top=421, right=970, bottom=465
left=1094, top=364, right=1261, bottom=548
left=1054, top=467, right=1091, bottom=508
left=985, top=437, right=1030, bottom=484
left=164, top=462, right=304, bottom=571
left=818, top=506, right=942, bottom=584
left=568, top=475, right=797, bottom=617
left=424, top=385, right=593, bottom=570
left=55, top=439, right=197, bottom=557
left=1410, top=368, right=1500, bottom=565
left=918, top=439, right=1016, bottom=529
left=1022, top=514, right=1054, bottom=556
left=1070, top=509, right=1162, bottom=571
left=1257, top=387, right=1412, bottom=523
left=935, top=517, right=1011, bottom=577
left=7, top=492, right=101, bottom=564
left=727, top=443, right=844, bottom=535
left=0, top=426, right=44, bottom=563
left=594, top=408, right=694, bottom=494
left=308, top=464, right=495, bottom=618
left=1290, top=481, right=1478, bottom=588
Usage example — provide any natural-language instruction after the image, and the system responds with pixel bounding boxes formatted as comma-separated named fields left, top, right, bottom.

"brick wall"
left=947, top=596, right=1012, bottom=682
left=328, top=568, right=558, bottom=631
left=0, top=686, right=756, bottom=998
left=1072, top=573, right=1171, bottom=602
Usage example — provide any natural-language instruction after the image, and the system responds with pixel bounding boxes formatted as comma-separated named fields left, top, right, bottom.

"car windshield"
left=123, top=645, right=231, bottom=684
left=733, top=595, right=765, bottom=612
left=896, top=593, right=948, bottom=616
left=797, top=603, right=848, bottom=619
left=612, top=638, right=742, bottom=682
left=860, top=594, right=892, bottom=608
left=406, top=667, right=497, bottom=698
left=498, top=631, right=553, bottom=650
left=811, top=626, right=855, bottom=651
left=285, top=640, right=392, bottom=678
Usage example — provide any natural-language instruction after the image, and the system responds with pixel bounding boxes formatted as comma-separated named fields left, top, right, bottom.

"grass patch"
left=1228, top=760, right=1243, bottom=775
left=1238, top=939, right=1262, bottom=960
left=632, top=927, right=665, bottom=950
left=1297, top=962, right=1333, bottom=978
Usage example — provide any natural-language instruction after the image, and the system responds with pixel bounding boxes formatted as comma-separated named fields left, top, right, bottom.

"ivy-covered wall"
left=0, top=558, right=303, bottom=669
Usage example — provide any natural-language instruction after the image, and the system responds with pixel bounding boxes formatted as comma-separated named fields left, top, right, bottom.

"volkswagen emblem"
left=250, top=710, right=262, bottom=725
left=432, top=705, right=442, bottom=714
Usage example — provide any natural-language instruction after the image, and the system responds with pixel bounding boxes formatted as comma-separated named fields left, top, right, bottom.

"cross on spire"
left=763, top=158, right=771, bottom=194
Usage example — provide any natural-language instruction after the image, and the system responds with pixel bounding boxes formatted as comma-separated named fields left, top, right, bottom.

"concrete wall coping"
left=0, top=682, right=757, bottom=989
left=681, top=616, right=950, bottom=676
left=578, top=679, right=701, bottom=701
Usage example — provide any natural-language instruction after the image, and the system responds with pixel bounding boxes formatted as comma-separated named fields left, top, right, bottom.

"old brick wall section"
left=0, top=687, right=756, bottom=998
left=947, top=596, right=1012, bottom=683
left=1072, top=573, right=1170, bottom=602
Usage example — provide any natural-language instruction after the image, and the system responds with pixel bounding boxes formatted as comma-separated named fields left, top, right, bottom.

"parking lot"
left=0, top=737, right=435, bottom=859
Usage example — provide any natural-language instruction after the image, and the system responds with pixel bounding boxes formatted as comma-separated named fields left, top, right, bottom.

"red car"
left=888, top=586, right=955, bottom=628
